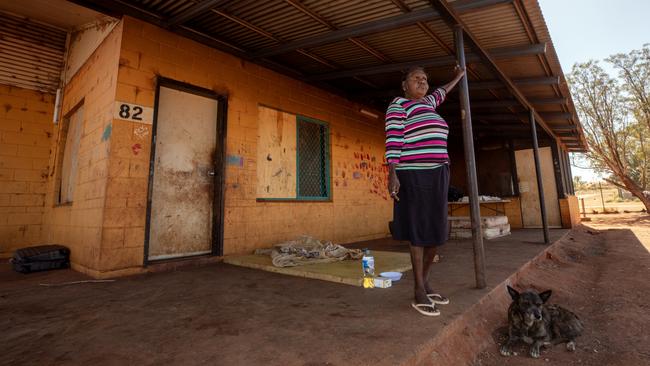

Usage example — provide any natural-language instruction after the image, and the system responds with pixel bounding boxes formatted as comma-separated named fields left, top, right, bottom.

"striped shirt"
left=385, top=87, right=449, bottom=170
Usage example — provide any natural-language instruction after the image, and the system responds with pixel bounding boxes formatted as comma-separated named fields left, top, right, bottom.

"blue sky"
left=538, top=0, right=650, bottom=181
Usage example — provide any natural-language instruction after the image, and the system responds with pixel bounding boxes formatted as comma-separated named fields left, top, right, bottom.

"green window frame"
left=296, top=115, right=331, bottom=200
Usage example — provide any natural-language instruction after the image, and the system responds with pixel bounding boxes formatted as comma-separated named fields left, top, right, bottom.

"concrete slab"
left=0, top=229, right=567, bottom=366
left=223, top=250, right=412, bottom=286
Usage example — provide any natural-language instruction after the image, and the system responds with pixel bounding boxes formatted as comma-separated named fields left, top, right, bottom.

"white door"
left=147, top=86, right=219, bottom=261
left=515, top=147, right=561, bottom=228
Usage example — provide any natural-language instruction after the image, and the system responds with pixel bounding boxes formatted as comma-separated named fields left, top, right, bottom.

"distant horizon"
left=538, top=0, right=650, bottom=182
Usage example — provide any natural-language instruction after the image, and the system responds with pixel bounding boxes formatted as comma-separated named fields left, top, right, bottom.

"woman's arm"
left=385, top=101, right=405, bottom=201
left=388, top=163, right=400, bottom=201
left=441, top=65, right=466, bottom=93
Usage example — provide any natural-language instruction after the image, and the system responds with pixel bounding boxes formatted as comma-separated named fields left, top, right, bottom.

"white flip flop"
left=411, top=303, right=440, bottom=316
left=427, top=293, right=450, bottom=305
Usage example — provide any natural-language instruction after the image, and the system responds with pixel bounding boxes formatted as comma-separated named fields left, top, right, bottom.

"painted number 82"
left=119, top=104, right=143, bottom=121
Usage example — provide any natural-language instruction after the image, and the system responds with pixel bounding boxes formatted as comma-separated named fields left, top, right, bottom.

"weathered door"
left=147, top=86, right=219, bottom=261
left=515, top=147, right=561, bottom=228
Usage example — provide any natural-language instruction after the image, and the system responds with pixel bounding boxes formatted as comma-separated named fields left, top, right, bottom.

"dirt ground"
left=0, top=229, right=566, bottom=366
left=475, top=213, right=650, bottom=366
left=576, top=188, right=646, bottom=213
left=2, top=215, right=649, bottom=366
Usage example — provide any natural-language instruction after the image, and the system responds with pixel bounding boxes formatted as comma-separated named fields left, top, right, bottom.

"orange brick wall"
left=102, top=16, right=391, bottom=271
left=39, top=22, right=123, bottom=274
left=0, top=86, right=54, bottom=257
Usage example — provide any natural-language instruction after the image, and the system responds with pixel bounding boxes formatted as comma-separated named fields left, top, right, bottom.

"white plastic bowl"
left=379, top=271, right=403, bottom=282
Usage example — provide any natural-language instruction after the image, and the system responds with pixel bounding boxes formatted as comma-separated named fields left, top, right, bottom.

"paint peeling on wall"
left=226, top=154, right=244, bottom=167
left=101, top=123, right=112, bottom=141
left=66, top=18, right=120, bottom=83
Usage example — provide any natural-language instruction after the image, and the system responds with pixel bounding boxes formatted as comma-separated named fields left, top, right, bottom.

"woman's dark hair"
left=402, top=66, right=428, bottom=82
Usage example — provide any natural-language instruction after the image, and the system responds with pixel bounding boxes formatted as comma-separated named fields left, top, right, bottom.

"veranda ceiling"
left=67, top=0, right=587, bottom=151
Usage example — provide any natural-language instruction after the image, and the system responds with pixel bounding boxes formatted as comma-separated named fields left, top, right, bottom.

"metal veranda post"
left=529, top=110, right=550, bottom=243
left=454, top=25, right=486, bottom=289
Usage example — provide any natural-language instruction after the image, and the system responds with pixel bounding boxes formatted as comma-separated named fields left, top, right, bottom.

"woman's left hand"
left=454, top=65, right=465, bottom=78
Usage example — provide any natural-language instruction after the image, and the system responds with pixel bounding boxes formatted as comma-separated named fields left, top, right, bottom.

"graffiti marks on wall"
left=101, top=123, right=112, bottom=141
left=133, top=124, right=150, bottom=139
left=334, top=147, right=389, bottom=200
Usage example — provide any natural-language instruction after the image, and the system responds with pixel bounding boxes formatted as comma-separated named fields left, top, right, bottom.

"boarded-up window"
left=257, top=106, right=330, bottom=200
left=57, top=104, right=83, bottom=204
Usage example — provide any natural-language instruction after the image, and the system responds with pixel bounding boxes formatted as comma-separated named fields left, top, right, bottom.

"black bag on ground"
left=11, top=245, right=70, bottom=273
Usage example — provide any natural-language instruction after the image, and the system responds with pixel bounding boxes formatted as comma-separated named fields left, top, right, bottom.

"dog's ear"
left=539, top=290, right=552, bottom=303
left=507, top=285, right=519, bottom=301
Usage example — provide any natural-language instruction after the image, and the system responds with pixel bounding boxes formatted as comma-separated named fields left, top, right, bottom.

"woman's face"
left=403, top=70, right=429, bottom=99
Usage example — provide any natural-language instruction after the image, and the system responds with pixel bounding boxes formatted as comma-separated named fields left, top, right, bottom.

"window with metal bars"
left=297, top=116, right=330, bottom=199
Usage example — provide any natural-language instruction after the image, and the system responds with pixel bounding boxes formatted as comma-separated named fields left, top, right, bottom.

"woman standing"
left=385, top=65, right=465, bottom=316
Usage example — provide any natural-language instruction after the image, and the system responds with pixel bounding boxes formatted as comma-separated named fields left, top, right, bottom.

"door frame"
left=143, top=77, right=228, bottom=265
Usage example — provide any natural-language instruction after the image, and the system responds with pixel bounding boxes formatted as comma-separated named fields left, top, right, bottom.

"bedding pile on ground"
left=254, top=236, right=363, bottom=267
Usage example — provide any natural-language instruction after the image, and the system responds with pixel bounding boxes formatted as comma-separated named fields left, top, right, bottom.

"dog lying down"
left=500, top=286, right=584, bottom=358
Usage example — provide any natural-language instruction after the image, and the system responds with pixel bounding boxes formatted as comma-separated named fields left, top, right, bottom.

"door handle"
left=207, top=171, right=216, bottom=177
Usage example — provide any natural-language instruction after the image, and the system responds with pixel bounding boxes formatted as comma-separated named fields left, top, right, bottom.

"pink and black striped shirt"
left=385, top=87, right=449, bottom=170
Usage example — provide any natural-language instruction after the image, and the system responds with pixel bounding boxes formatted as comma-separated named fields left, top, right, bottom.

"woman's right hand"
left=388, top=165, right=400, bottom=201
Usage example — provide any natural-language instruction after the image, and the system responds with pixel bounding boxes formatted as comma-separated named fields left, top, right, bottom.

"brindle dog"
left=500, top=286, right=584, bottom=358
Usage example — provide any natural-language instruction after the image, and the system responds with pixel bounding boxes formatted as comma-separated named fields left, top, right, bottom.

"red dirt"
left=475, top=213, right=650, bottom=366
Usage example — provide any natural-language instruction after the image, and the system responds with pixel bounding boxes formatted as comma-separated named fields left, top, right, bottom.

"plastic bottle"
left=362, top=248, right=375, bottom=288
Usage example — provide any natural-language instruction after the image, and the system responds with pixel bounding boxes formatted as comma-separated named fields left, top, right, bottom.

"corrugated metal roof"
left=67, top=0, right=586, bottom=150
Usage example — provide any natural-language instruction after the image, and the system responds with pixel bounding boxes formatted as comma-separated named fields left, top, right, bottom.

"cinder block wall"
left=0, top=86, right=54, bottom=257
left=98, top=16, right=391, bottom=273
left=40, top=23, right=123, bottom=275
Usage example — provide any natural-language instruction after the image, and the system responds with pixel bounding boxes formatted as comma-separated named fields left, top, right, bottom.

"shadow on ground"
left=0, top=229, right=567, bottom=366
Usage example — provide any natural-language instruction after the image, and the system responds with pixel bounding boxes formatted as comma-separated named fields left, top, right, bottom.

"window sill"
left=256, top=198, right=332, bottom=203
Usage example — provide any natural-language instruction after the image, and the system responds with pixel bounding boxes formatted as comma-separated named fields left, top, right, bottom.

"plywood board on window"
left=514, top=147, right=561, bottom=228
left=60, top=105, right=84, bottom=204
left=257, top=106, right=297, bottom=198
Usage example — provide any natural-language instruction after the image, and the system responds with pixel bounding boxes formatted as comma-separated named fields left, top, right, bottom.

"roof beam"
left=473, top=112, right=572, bottom=121
left=445, top=97, right=568, bottom=108
left=166, top=0, right=226, bottom=26
left=427, top=0, right=556, bottom=138
left=307, top=43, right=546, bottom=81
left=202, top=5, right=377, bottom=87
left=285, top=0, right=392, bottom=62
left=471, top=76, right=558, bottom=90
left=359, top=75, right=556, bottom=98
left=547, top=125, right=578, bottom=130
left=253, top=0, right=513, bottom=58
left=539, top=112, right=573, bottom=120
left=530, top=97, right=568, bottom=105
left=69, top=0, right=253, bottom=56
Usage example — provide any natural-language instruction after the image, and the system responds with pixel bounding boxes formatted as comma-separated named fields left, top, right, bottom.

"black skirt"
left=392, top=165, right=449, bottom=246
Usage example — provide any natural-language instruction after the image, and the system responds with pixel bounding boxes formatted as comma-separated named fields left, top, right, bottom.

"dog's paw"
left=566, top=341, right=576, bottom=352
left=499, top=345, right=513, bottom=357
left=530, top=347, right=541, bottom=358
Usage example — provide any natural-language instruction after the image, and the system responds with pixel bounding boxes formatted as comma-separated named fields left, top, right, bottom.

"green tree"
left=572, top=176, right=586, bottom=191
left=567, top=46, right=650, bottom=211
